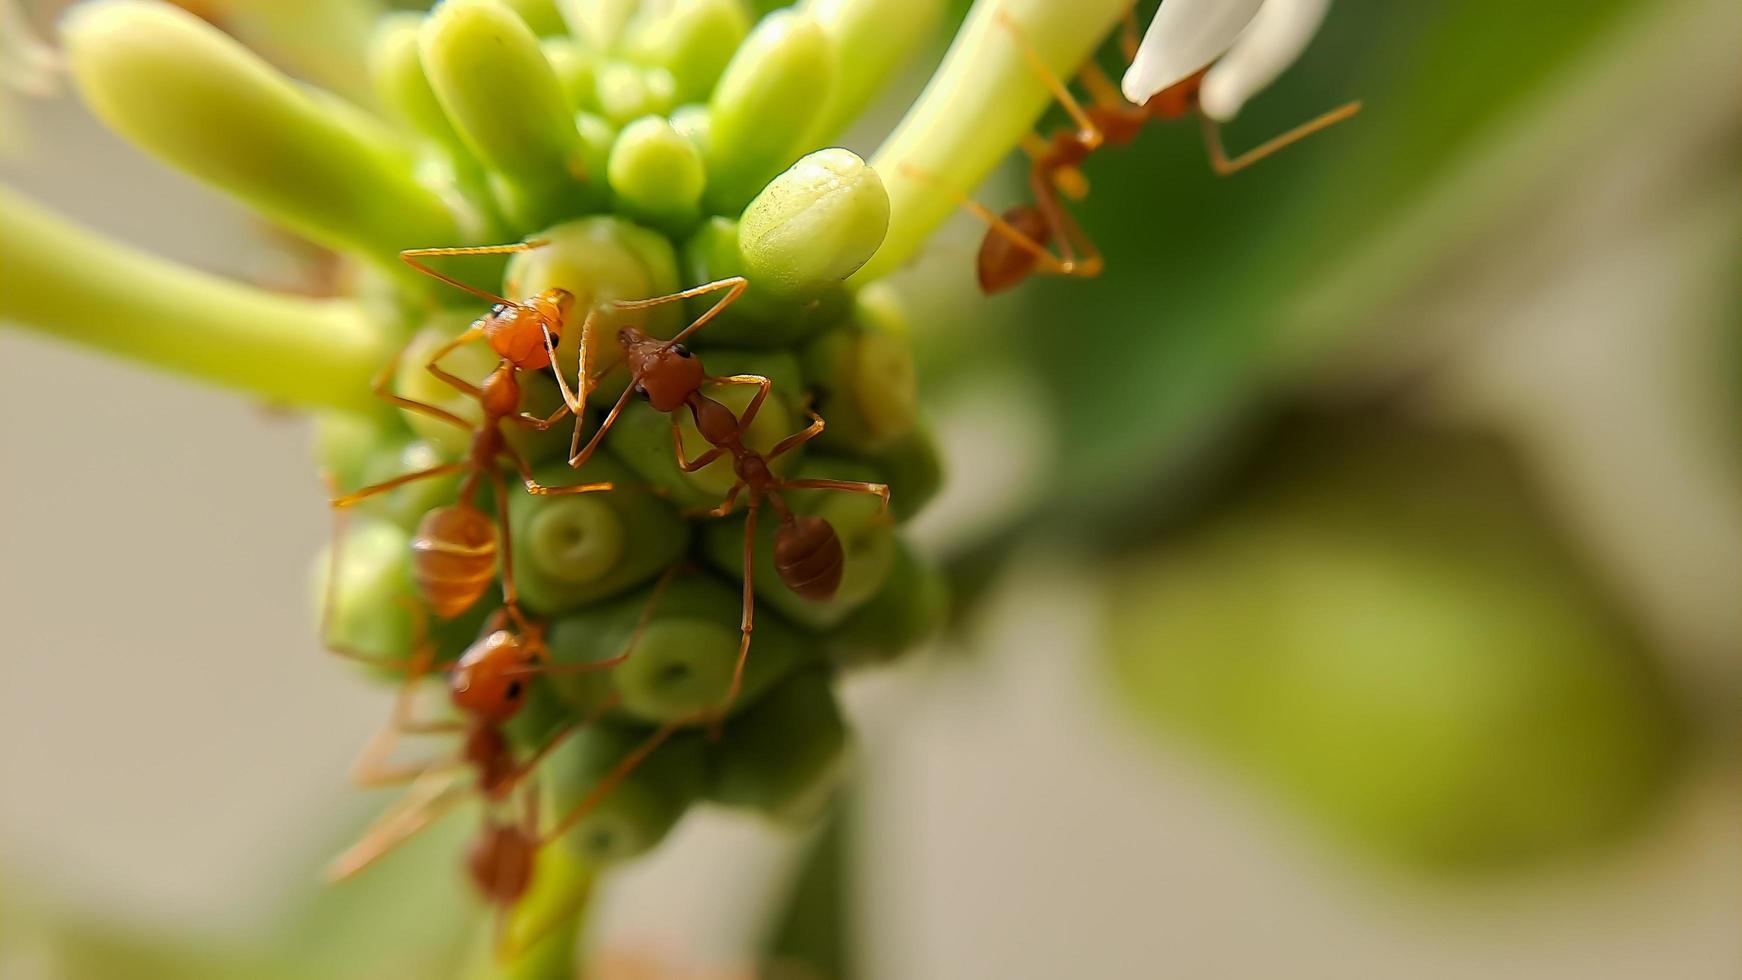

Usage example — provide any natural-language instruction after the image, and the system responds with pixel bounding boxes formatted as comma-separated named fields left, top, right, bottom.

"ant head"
left=976, top=204, right=1052, bottom=294
left=1142, top=68, right=1205, bottom=120
left=482, top=293, right=565, bottom=372
left=619, top=329, right=703, bottom=413
left=449, top=629, right=535, bottom=723
left=465, top=819, right=537, bottom=906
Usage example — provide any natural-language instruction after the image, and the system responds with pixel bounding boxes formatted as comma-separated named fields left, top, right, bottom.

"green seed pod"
left=707, top=667, right=848, bottom=824
left=541, top=38, right=598, bottom=112
left=62, top=0, right=457, bottom=272
left=620, top=0, right=752, bottom=104
left=798, top=0, right=943, bottom=146
left=700, top=457, right=896, bottom=629
left=507, top=459, right=689, bottom=615
left=826, top=538, right=946, bottom=667
left=604, top=350, right=802, bottom=508
left=800, top=304, right=917, bottom=453
left=420, top=0, right=592, bottom=226
left=679, top=217, right=847, bottom=346
left=542, top=574, right=814, bottom=722
left=865, top=426, right=943, bottom=524
left=593, top=60, right=678, bottom=127
left=704, top=11, right=834, bottom=213
left=740, top=149, right=889, bottom=296
left=504, top=217, right=682, bottom=398
left=551, top=722, right=707, bottom=866
left=310, top=519, right=419, bottom=666
left=607, top=116, right=706, bottom=231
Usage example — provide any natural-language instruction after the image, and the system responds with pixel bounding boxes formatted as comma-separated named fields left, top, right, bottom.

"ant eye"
left=490, top=303, right=509, bottom=316
left=671, top=344, right=692, bottom=358
left=505, top=680, right=523, bottom=700
left=633, top=384, right=650, bottom=401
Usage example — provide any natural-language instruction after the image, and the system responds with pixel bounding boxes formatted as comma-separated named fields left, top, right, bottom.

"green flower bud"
left=62, top=0, right=457, bottom=271
left=827, top=539, right=946, bottom=667
left=392, top=316, right=497, bottom=456
left=490, top=0, right=570, bottom=37
left=508, top=459, right=689, bottom=615
left=312, top=410, right=403, bottom=494
left=354, top=438, right=466, bottom=530
left=669, top=103, right=711, bottom=157
left=620, top=0, right=752, bottom=104
left=798, top=0, right=943, bottom=146
left=700, top=457, right=895, bottom=629
left=707, top=667, right=847, bottom=824
left=541, top=38, right=598, bottom=112
left=557, top=0, right=638, bottom=49
left=369, top=13, right=467, bottom=153
left=680, top=217, right=846, bottom=346
left=740, top=149, right=888, bottom=296
left=420, top=0, right=592, bottom=226
left=607, top=116, right=706, bottom=231
left=866, top=426, right=943, bottom=524
left=552, top=723, right=707, bottom=865
left=593, top=60, right=678, bottom=127
left=800, top=309, right=917, bottom=453
left=504, top=217, right=682, bottom=396
left=542, top=575, right=813, bottom=722
left=573, top=111, right=620, bottom=192
left=311, top=519, right=419, bottom=666
left=605, top=350, right=802, bottom=507
left=705, top=11, right=834, bottom=213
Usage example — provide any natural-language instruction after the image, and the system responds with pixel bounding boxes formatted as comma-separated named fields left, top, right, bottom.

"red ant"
left=329, top=242, right=614, bottom=624
left=905, top=10, right=1361, bottom=294
left=320, top=519, right=679, bottom=955
left=553, top=277, right=890, bottom=717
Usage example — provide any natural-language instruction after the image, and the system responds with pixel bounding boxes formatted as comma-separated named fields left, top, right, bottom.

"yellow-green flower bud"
left=801, top=313, right=917, bottom=454
left=608, top=116, right=706, bottom=231
left=542, top=37, right=598, bottom=112
left=798, top=0, right=942, bottom=146
left=508, top=459, right=689, bottom=615
left=311, top=519, right=419, bottom=666
left=490, top=0, right=570, bottom=37
left=556, top=0, right=638, bottom=49
left=420, top=0, right=592, bottom=226
left=552, top=723, right=707, bottom=864
left=739, top=149, right=888, bottom=296
left=705, top=11, right=833, bottom=213
left=620, top=0, right=752, bottom=104
left=681, top=217, right=847, bottom=345
left=369, top=13, right=466, bottom=153
left=593, top=60, right=678, bottom=127
left=63, top=0, right=457, bottom=271
left=707, top=667, right=847, bottom=824
left=354, top=438, right=466, bottom=531
left=867, top=426, right=943, bottom=523
left=669, top=103, right=711, bottom=157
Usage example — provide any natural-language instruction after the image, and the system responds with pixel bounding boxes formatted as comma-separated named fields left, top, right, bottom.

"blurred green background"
left=1, top=0, right=1737, bottom=977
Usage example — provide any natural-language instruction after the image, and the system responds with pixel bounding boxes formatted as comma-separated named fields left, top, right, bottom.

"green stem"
left=852, top=0, right=1129, bottom=283
left=0, top=187, right=385, bottom=413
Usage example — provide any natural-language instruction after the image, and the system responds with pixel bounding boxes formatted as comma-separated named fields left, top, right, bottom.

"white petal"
left=1199, top=0, right=1332, bottom=120
left=1120, top=0, right=1265, bottom=105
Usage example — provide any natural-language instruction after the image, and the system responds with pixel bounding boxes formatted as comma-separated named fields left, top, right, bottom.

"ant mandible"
left=555, top=277, right=890, bottom=717
left=905, top=10, right=1361, bottom=294
left=330, top=242, right=614, bottom=625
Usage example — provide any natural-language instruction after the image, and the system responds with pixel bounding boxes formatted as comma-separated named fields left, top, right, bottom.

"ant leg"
left=671, top=415, right=727, bottom=473
left=781, top=478, right=891, bottom=516
left=715, top=500, right=759, bottom=721
left=1027, top=167, right=1105, bottom=279
left=682, top=483, right=743, bottom=520
left=330, top=462, right=471, bottom=509
left=328, top=770, right=472, bottom=881
left=1201, top=100, right=1362, bottom=176
left=567, top=381, right=636, bottom=470
left=994, top=10, right=1103, bottom=150
left=369, top=337, right=475, bottom=433
left=400, top=241, right=549, bottom=307
left=897, top=164, right=1094, bottom=279
left=540, top=721, right=682, bottom=845
left=709, top=374, right=773, bottom=432
left=609, top=276, right=748, bottom=347
left=1119, top=5, right=1142, bottom=62
left=510, top=400, right=572, bottom=432
left=503, top=443, right=614, bottom=497
left=488, top=466, right=532, bottom=628
left=768, top=411, right=825, bottom=460
left=423, top=326, right=489, bottom=400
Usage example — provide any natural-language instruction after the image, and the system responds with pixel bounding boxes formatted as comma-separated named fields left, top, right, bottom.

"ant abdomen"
left=411, top=504, right=499, bottom=618
left=774, top=514, right=845, bottom=601
left=977, top=204, right=1052, bottom=294
left=465, top=822, right=536, bottom=906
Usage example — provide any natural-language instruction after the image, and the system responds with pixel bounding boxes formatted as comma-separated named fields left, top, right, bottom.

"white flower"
left=1121, top=0, right=1332, bottom=121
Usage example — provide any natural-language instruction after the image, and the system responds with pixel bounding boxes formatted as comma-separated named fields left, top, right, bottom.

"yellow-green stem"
left=0, top=187, right=385, bottom=413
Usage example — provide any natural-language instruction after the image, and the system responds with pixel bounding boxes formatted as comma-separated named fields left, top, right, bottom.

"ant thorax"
left=478, top=363, right=521, bottom=418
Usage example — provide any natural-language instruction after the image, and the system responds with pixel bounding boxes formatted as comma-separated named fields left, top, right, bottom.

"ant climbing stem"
left=327, top=241, right=618, bottom=626
left=904, top=8, right=1361, bottom=293
left=556, top=279, right=890, bottom=721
